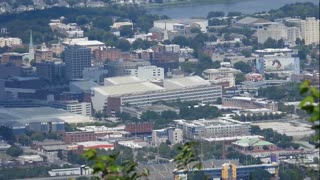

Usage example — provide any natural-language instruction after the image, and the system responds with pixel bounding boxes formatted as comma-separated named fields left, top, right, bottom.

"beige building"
left=257, top=23, right=288, bottom=43
left=300, top=17, right=320, bottom=45
left=0, top=37, right=22, bottom=47
left=35, top=43, right=53, bottom=62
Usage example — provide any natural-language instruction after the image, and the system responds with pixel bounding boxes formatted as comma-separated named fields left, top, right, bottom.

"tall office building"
left=300, top=17, right=320, bottom=45
left=64, top=45, right=91, bottom=80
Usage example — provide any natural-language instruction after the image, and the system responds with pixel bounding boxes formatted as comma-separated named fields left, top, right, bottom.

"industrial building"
left=0, top=107, right=94, bottom=134
left=91, top=76, right=222, bottom=114
left=174, top=118, right=251, bottom=140
left=222, top=97, right=278, bottom=112
left=153, top=19, right=208, bottom=33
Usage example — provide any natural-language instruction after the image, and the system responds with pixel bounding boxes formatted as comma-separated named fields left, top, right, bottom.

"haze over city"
left=0, top=0, right=319, bottom=180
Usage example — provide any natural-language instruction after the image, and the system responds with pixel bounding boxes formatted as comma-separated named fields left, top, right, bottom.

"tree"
left=190, top=28, right=201, bottom=34
left=161, top=110, right=179, bottom=120
left=215, top=97, right=222, bottom=105
left=207, top=11, right=225, bottom=18
left=159, top=143, right=171, bottom=158
left=233, top=61, right=252, bottom=73
left=299, top=80, right=320, bottom=148
left=116, top=39, right=131, bottom=51
left=76, top=15, right=89, bottom=25
left=235, top=73, right=246, bottom=85
left=247, top=146, right=254, bottom=151
left=17, top=134, right=31, bottom=146
left=82, top=149, right=149, bottom=179
left=173, top=142, right=202, bottom=174
left=250, top=169, right=272, bottom=180
left=263, top=38, right=278, bottom=48
left=141, top=111, right=161, bottom=122
left=241, top=49, right=252, bottom=57
left=227, top=11, right=242, bottom=17
left=6, top=145, right=23, bottom=157
left=0, top=126, right=15, bottom=143
left=57, top=150, right=63, bottom=160
left=120, top=26, right=134, bottom=38
left=172, top=36, right=189, bottom=47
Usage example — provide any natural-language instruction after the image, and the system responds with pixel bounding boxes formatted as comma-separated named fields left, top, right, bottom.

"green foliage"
left=207, top=11, right=225, bottom=18
left=67, top=151, right=86, bottom=165
left=116, top=39, right=131, bottom=51
left=258, top=83, right=304, bottom=101
left=0, top=126, right=15, bottom=143
left=0, top=166, right=52, bottom=179
left=299, top=80, right=320, bottom=148
left=0, top=6, right=159, bottom=44
left=235, top=73, right=246, bottom=85
left=233, top=61, right=252, bottom=73
left=173, top=141, right=202, bottom=174
left=268, top=2, right=319, bottom=19
left=215, top=97, right=222, bottom=105
left=197, top=53, right=220, bottom=74
left=6, top=145, right=23, bottom=157
left=249, top=168, right=272, bottom=180
left=263, top=38, right=285, bottom=48
left=119, top=26, right=134, bottom=38
left=82, top=149, right=149, bottom=179
left=279, top=165, right=303, bottom=180
left=227, top=11, right=242, bottom=17
left=179, top=105, right=221, bottom=120
left=159, top=143, right=171, bottom=158
left=227, top=151, right=261, bottom=165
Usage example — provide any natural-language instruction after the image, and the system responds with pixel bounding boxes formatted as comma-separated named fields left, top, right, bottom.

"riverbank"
left=144, top=0, right=245, bottom=9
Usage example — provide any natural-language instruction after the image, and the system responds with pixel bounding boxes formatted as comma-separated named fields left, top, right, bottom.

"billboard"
left=264, top=57, right=300, bottom=74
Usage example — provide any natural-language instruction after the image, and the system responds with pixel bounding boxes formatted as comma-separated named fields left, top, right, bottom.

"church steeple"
left=29, top=30, right=34, bottom=61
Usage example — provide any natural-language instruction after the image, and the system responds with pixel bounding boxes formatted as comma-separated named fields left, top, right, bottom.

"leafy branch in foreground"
left=82, top=149, right=149, bottom=180
left=299, top=80, right=320, bottom=148
left=173, top=141, right=203, bottom=174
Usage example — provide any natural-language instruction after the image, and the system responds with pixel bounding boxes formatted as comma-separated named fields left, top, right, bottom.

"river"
left=149, top=0, right=319, bottom=18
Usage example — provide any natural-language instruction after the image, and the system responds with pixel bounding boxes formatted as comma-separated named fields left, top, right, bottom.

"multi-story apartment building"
left=64, top=45, right=91, bottom=80
left=152, top=127, right=183, bottom=147
left=0, top=37, right=22, bottom=47
left=300, top=17, right=320, bottom=45
left=174, top=118, right=251, bottom=140
left=287, top=27, right=302, bottom=46
left=50, top=100, right=92, bottom=116
left=93, top=47, right=122, bottom=62
left=257, top=23, right=288, bottom=43
left=124, top=65, right=164, bottom=81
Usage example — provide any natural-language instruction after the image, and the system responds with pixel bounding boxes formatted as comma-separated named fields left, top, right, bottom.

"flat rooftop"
left=104, top=76, right=144, bottom=86
left=0, top=107, right=94, bottom=125
left=93, top=81, right=165, bottom=96
left=164, top=76, right=210, bottom=89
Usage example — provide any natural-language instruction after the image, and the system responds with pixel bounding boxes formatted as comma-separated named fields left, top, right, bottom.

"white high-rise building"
left=300, top=17, right=320, bottom=45
left=124, top=66, right=164, bottom=81
left=257, top=23, right=288, bottom=43
left=287, top=27, right=302, bottom=46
